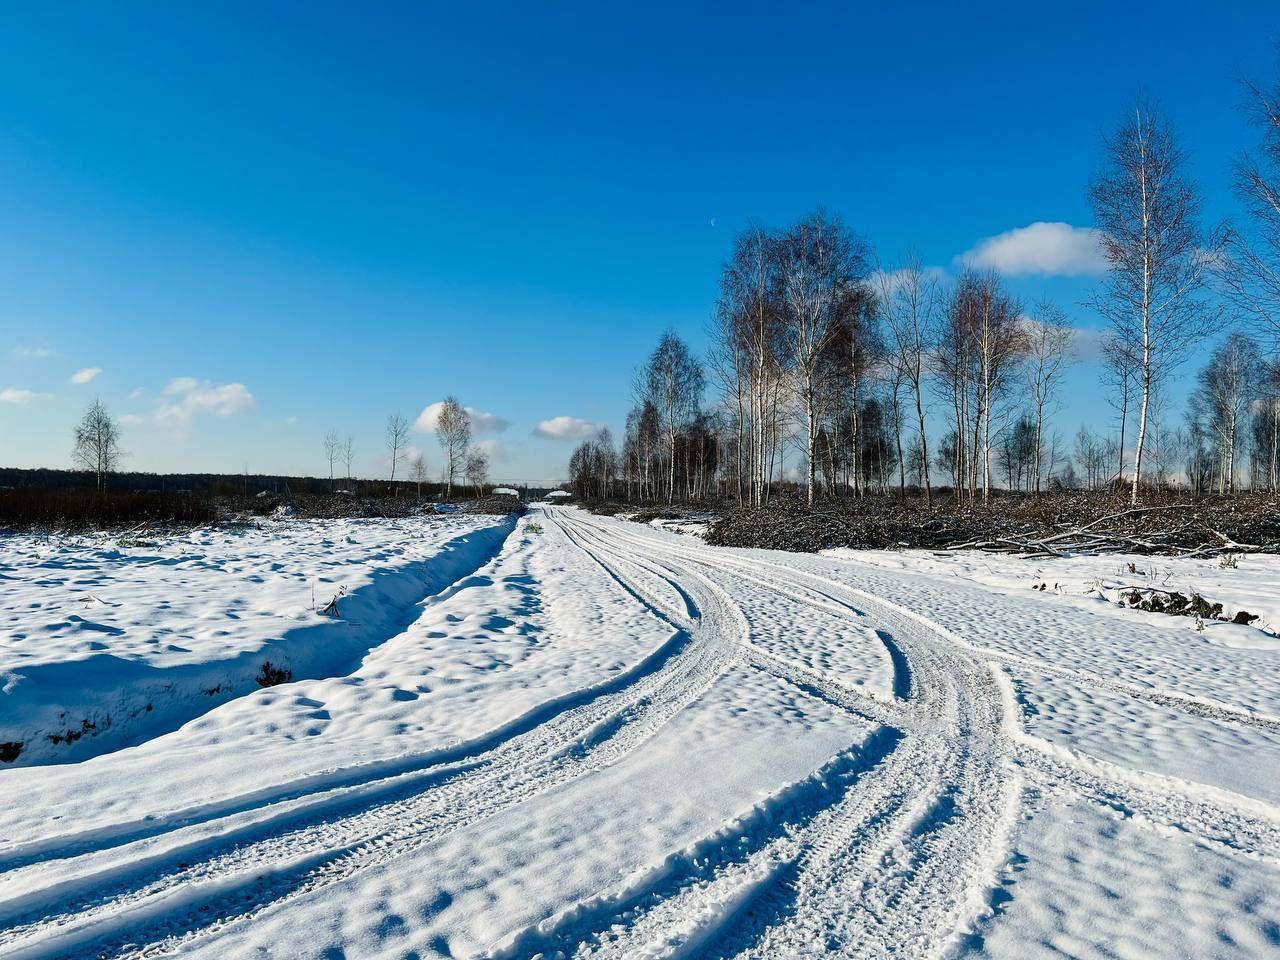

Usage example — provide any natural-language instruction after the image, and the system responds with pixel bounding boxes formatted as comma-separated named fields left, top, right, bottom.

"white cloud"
left=128, top=387, right=146, bottom=400
left=1071, top=326, right=1110, bottom=363
left=11, top=345, right=53, bottom=359
left=119, top=413, right=146, bottom=426
left=163, top=376, right=200, bottom=395
left=413, top=401, right=509, bottom=434
left=866, top=265, right=948, bottom=295
left=155, top=377, right=256, bottom=428
left=958, top=222, right=1108, bottom=276
left=0, top=387, right=48, bottom=405
left=474, top=438, right=510, bottom=462
left=70, top=367, right=101, bottom=385
left=535, top=415, right=607, bottom=441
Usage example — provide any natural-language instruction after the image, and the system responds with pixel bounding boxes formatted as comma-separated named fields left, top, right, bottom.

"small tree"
left=1100, top=333, right=1138, bottom=484
left=1022, top=303, right=1075, bottom=494
left=385, top=413, right=409, bottom=484
left=436, top=396, right=471, bottom=500
left=465, top=448, right=489, bottom=498
left=409, top=453, right=428, bottom=497
left=639, top=330, right=704, bottom=504
left=341, top=434, right=355, bottom=485
left=874, top=254, right=939, bottom=502
left=322, top=429, right=341, bottom=489
left=1190, top=333, right=1261, bottom=494
left=73, top=398, right=123, bottom=491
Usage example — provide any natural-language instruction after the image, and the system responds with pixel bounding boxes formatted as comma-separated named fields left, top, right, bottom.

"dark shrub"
left=255, top=661, right=293, bottom=687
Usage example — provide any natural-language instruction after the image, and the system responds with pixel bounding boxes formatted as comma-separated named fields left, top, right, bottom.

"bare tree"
left=409, top=452, right=428, bottom=497
left=1090, top=96, right=1215, bottom=503
left=1219, top=72, right=1280, bottom=350
left=1190, top=332, right=1260, bottom=493
left=322, top=429, right=341, bottom=489
left=72, top=398, right=123, bottom=491
left=465, top=448, right=489, bottom=498
left=1073, top=424, right=1107, bottom=491
left=1022, top=303, right=1074, bottom=494
left=1259, top=359, right=1280, bottom=491
left=385, top=413, right=409, bottom=484
left=874, top=255, right=939, bottom=501
left=639, top=330, right=704, bottom=504
left=776, top=210, right=871, bottom=507
left=973, top=273, right=1025, bottom=500
left=436, top=396, right=471, bottom=500
left=1100, top=333, right=1138, bottom=485
left=935, top=277, right=979, bottom=496
left=715, top=224, right=784, bottom=507
left=341, top=434, right=355, bottom=483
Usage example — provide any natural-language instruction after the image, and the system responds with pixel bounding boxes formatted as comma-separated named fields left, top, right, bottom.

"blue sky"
left=2, top=2, right=1278, bottom=483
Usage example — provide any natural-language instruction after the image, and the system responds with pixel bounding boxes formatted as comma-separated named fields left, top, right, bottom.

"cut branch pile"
left=704, top=493, right=1280, bottom=557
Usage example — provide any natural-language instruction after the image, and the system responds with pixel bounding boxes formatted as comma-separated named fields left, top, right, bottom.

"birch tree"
left=465, top=448, right=489, bottom=498
left=1022, top=303, right=1074, bottom=494
left=436, top=396, right=471, bottom=500
left=385, top=413, right=409, bottom=484
left=1191, top=333, right=1260, bottom=493
left=341, top=434, right=355, bottom=483
left=72, top=398, right=123, bottom=491
left=1100, top=333, right=1137, bottom=484
left=973, top=273, right=1025, bottom=501
left=717, top=225, right=784, bottom=506
left=409, top=453, right=428, bottom=497
left=874, top=256, right=938, bottom=501
left=323, top=429, right=341, bottom=488
left=776, top=210, right=870, bottom=507
left=1090, top=96, right=1214, bottom=504
left=640, top=330, right=703, bottom=504
left=1219, top=73, right=1280, bottom=350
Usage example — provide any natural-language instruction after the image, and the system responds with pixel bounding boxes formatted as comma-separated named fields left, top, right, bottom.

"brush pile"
left=705, top=492, right=1280, bottom=556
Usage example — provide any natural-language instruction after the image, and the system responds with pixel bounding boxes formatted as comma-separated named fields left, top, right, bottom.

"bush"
left=255, top=660, right=293, bottom=687
left=0, top=488, right=216, bottom=530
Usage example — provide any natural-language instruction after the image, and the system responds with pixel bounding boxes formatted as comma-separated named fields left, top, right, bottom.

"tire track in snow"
left=0, top=515, right=741, bottom=960
left=561, top=516, right=1280, bottom=957
left=545, top=511, right=1019, bottom=960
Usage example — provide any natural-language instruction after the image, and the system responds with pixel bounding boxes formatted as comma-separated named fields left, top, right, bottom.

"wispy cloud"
left=958, top=222, right=1108, bottom=276
left=0, top=386, right=49, bottom=405
left=413, top=401, right=509, bottom=434
left=535, top=415, right=606, bottom=441
left=11, top=345, right=53, bottom=359
left=70, top=367, right=101, bottom=385
left=155, top=377, right=257, bottom=429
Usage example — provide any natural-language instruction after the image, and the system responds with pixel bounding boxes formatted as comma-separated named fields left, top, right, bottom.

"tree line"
left=60, top=394, right=494, bottom=501
left=568, top=84, right=1280, bottom=507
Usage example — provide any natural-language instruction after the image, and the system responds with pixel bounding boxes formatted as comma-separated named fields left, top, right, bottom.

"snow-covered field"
left=0, top=515, right=513, bottom=765
left=0, top=506, right=1277, bottom=958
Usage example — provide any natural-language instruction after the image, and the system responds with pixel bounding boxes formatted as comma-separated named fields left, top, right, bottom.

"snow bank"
left=0, top=515, right=513, bottom=766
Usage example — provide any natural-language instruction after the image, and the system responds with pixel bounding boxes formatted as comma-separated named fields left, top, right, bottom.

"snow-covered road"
left=1, top=506, right=1277, bottom=959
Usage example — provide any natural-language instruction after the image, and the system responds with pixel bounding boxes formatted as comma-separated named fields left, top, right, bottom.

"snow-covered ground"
left=0, top=514, right=513, bottom=765
left=0, top=507, right=1276, bottom=958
